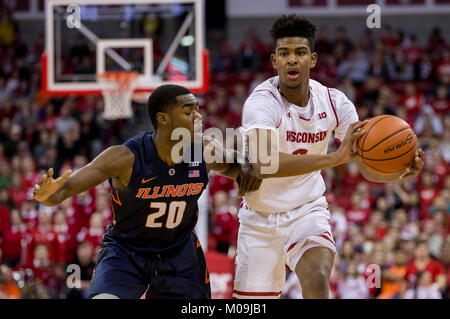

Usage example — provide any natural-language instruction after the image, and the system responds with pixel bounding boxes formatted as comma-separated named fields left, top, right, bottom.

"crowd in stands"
left=0, top=10, right=449, bottom=298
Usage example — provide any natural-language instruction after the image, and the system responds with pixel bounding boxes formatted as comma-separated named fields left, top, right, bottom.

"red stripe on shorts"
left=233, top=290, right=282, bottom=297
left=318, top=233, right=336, bottom=247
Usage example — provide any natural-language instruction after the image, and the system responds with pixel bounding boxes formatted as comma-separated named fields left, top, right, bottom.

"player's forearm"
left=41, top=165, right=108, bottom=206
left=255, top=152, right=341, bottom=178
left=40, top=178, right=77, bottom=206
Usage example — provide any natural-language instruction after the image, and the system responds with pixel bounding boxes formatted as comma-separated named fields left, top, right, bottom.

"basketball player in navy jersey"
left=32, top=84, right=262, bottom=299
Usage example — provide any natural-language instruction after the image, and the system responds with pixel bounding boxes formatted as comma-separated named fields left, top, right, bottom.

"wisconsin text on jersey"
left=286, top=130, right=328, bottom=143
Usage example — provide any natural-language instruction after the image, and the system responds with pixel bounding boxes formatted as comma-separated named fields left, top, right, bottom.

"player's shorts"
left=88, top=232, right=211, bottom=299
left=233, top=196, right=336, bottom=299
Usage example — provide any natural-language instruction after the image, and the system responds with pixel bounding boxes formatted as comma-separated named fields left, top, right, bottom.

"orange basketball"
left=356, top=115, right=417, bottom=175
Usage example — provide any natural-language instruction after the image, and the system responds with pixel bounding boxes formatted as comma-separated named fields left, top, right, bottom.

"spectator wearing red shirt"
left=417, top=172, right=440, bottom=220
left=77, top=212, right=104, bottom=255
left=26, top=207, right=58, bottom=266
left=0, top=188, right=12, bottom=237
left=53, top=209, right=76, bottom=265
left=429, top=85, right=449, bottom=116
left=73, top=189, right=96, bottom=231
left=211, top=191, right=239, bottom=254
left=400, top=82, right=424, bottom=123
left=403, top=35, right=423, bottom=66
left=208, top=170, right=237, bottom=203
left=59, top=197, right=81, bottom=241
left=9, top=171, right=28, bottom=209
left=26, top=243, right=59, bottom=298
left=20, top=155, right=40, bottom=194
left=346, top=192, right=371, bottom=227
left=405, top=240, right=447, bottom=293
left=1, top=208, right=27, bottom=268
left=21, top=198, right=38, bottom=229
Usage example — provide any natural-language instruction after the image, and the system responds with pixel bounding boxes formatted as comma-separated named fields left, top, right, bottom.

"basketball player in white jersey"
left=233, top=15, right=424, bottom=299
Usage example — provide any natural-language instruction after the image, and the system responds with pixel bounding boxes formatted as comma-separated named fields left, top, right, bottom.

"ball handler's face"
left=168, top=93, right=203, bottom=143
left=271, top=37, right=318, bottom=90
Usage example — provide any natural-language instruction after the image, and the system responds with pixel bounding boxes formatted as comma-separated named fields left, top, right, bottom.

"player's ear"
left=310, top=52, right=318, bottom=69
left=270, top=53, right=277, bottom=70
left=156, top=112, right=170, bottom=128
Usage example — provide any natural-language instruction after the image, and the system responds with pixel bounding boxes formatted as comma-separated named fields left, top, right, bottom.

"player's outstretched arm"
left=32, top=145, right=134, bottom=206
left=203, top=136, right=262, bottom=197
left=248, top=121, right=367, bottom=178
left=354, top=148, right=424, bottom=183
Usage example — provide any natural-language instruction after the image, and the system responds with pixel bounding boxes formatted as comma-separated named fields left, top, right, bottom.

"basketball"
left=356, top=115, right=417, bottom=175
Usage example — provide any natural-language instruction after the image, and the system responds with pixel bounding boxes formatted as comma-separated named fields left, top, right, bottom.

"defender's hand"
left=236, top=163, right=262, bottom=197
left=32, top=168, right=72, bottom=202
left=400, top=148, right=424, bottom=180
left=335, top=121, right=368, bottom=166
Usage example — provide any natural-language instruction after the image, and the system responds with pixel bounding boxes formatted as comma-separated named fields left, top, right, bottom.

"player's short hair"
left=270, top=15, right=317, bottom=52
left=147, top=84, right=192, bottom=130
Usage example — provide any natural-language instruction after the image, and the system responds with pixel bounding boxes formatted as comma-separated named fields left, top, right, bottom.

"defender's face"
left=169, top=93, right=203, bottom=143
left=271, top=37, right=317, bottom=89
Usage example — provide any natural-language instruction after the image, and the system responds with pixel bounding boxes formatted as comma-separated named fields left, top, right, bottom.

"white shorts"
left=233, top=196, right=336, bottom=299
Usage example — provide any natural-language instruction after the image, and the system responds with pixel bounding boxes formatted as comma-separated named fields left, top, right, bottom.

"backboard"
left=42, top=0, right=208, bottom=96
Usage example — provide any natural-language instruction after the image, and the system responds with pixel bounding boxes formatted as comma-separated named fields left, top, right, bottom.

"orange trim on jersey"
left=111, top=190, right=122, bottom=206
left=205, top=267, right=210, bottom=284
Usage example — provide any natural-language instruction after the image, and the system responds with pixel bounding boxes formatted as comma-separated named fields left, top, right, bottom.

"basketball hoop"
left=96, top=71, right=140, bottom=120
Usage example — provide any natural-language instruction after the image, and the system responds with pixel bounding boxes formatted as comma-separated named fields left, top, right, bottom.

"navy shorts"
left=88, top=232, right=211, bottom=299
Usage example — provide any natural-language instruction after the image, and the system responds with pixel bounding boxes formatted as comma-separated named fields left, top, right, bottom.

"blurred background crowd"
left=0, top=7, right=449, bottom=299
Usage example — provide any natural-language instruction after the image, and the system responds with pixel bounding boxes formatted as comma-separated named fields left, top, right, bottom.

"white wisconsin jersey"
left=241, top=76, right=359, bottom=213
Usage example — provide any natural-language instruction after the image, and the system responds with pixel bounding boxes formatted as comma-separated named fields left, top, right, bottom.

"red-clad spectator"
left=26, top=243, right=59, bottom=298
left=429, top=85, right=449, bottom=116
left=73, top=189, right=96, bottom=231
left=20, top=198, right=39, bottom=229
left=1, top=208, right=27, bottom=268
left=368, top=210, right=389, bottom=241
left=26, top=207, right=58, bottom=265
left=53, top=209, right=76, bottom=265
left=77, top=212, right=104, bottom=255
left=9, top=171, right=28, bottom=209
left=417, top=172, right=440, bottom=220
left=59, top=197, right=81, bottom=241
left=0, top=188, right=12, bottom=236
left=339, top=162, right=364, bottom=198
left=20, top=155, right=40, bottom=193
left=346, top=192, right=371, bottom=227
left=403, top=36, right=423, bottom=65
left=435, top=48, right=450, bottom=82
left=400, top=82, right=424, bottom=123
left=405, top=240, right=447, bottom=292
left=208, top=170, right=237, bottom=203
left=211, top=191, right=239, bottom=254
left=43, top=103, right=58, bottom=131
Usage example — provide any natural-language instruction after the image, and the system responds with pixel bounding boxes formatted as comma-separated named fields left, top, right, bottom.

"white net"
left=97, top=72, right=139, bottom=120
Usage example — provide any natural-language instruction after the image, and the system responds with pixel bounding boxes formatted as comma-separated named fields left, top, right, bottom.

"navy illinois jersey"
left=103, top=132, right=209, bottom=252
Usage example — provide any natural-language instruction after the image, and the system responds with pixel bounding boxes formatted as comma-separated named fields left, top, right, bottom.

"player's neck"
left=152, top=131, right=177, bottom=167
left=279, top=80, right=310, bottom=107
